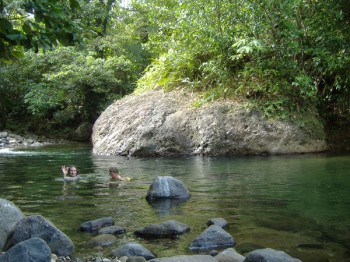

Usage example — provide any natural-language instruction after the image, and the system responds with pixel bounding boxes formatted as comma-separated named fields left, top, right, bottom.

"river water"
left=0, top=144, right=349, bottom=261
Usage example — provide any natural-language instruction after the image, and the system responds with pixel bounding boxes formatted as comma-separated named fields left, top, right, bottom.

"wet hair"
left=109, top=167, right=119, bottom=174
left=68, top=165, right=78, bottom=174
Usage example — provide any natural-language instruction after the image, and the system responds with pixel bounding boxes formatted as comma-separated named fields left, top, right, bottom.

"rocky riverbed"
left=0, top=131, right=68, bottom=149
left=0, top=177, right=305, bottom=262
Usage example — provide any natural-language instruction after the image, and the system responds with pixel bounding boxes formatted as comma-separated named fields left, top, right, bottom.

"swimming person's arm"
left=61, top=165, right=68, bottom=179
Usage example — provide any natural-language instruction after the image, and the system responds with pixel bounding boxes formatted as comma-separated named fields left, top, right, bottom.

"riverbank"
left=0, top=131, right=69, bottom=149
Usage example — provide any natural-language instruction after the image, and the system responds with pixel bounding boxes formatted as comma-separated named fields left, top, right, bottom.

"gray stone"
left=3, top=215, right=74, bottom=257
left=126, top=257, right=147, bottom=262
left=111, top=242, right=156, bottom=260
left=135, top=220, right=190, bottom=238
left=148, top=255, right=218, bottom=262
left=87, top=234, right=117, bottom=247
left=215, top=248, right=245, bottom=262
left=98, top=226, right=126, bottom=235
left=243, top=248, right=302, bottom=262
left=92, top=90, right=327, bottom=157
left=189, top=225, right=235, bottom=251
left=0, top=237, right=51, bottom=262
left=146, top=176, right=190, bottom=200
left=119, top=256, right=128, bottom=262
left=80, top=217, right=114, bottom=232
left=207, top=218, right=229, bottom=229
left=0, top=199, right=25, bottom=251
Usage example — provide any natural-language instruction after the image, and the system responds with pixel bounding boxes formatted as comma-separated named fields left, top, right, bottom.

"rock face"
left=0, top=237, right=51, bottom=262
left=4, top=215, right=74, bottom=257
left=92, top=90, right=327, bottom=156
left=0, top=199, right=25, bottom=251
left=146, top=176, right=191, bottom=200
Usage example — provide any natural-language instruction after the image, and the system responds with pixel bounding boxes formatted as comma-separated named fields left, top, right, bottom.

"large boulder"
left=111, top=242, right=156, bottom=260
left=243, top=248, right=301, bottom=262
left=92, top=90, right=327, bottom=156
left=189, top=225, right=236, bottom=251
left=0, top=199, right=25, bottom=251
left=146, top=176, right=191, bottom=200
left=135, top=220, right=190, bottom=238
left=3, top=215, right=73, bottom=257
left=0, top=237, right=51, bottom=262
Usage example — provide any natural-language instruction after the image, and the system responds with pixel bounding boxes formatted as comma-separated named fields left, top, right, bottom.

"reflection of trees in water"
left=147, top=198, right=188, bottom=216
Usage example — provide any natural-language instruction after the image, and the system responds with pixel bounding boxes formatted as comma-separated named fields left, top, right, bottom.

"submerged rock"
left=148, top=255, right=217, bottom=262
left=87, top=234, right=117, bottom=247
left=79, top=217, right=114, bottom=233
left=98, top=225, right=126, bottom=235
left=111, top=242, right=156, bottom=260
left=135, top=220, right=190, bottom=238
left=92, top=90, right=327, bottom=157
left=244, top=248, right=301, bottom=262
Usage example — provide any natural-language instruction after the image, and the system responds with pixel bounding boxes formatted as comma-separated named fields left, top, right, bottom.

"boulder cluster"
left=0, top=176, right=302, bottom=262
left=0, top=131, right=66, bottom=149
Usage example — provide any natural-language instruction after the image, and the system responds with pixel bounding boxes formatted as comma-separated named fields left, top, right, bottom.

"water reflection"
left=147, top=198, right=188, bottom=216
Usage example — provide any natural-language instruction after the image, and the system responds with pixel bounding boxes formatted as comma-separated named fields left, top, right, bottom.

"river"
left=0, top=144, right=349, bottom=261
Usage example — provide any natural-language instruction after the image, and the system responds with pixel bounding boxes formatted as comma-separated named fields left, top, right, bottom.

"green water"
left=0, top=144, right=350, bottom=261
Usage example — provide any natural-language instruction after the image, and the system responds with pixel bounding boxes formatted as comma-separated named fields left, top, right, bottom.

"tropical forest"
left=1, top=1, right=350, bottom=261
left=1, top=0, right=350, bottom=150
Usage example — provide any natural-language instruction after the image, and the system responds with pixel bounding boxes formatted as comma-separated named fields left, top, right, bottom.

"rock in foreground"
left=0, top=199, right=25, bottom=251
left=4, top=215, right=73, bottom=257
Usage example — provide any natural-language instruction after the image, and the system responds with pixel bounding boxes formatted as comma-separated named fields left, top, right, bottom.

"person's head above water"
left=109, top=166, right=121, bottom=180
left=61, top=165, right=78, bottom=178
left=68, top=165, right=78, bottom=177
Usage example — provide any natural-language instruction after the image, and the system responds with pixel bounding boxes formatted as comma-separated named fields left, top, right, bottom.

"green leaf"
left=0, top=18, right=13, bottom=33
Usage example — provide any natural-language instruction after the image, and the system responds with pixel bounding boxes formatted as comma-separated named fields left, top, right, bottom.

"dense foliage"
left=0, top=0, right=349, bottom=140
left=0, top=0, right=149, bottom=137
left=136, top=0, right=350, bottom=122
